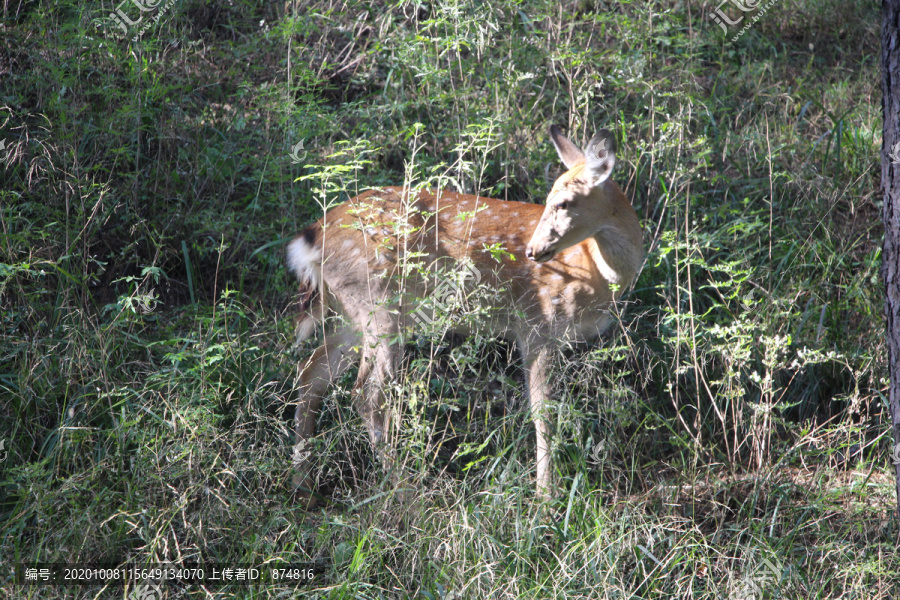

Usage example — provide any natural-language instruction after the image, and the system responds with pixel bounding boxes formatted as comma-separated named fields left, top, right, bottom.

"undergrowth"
left=0, top=0, right=895, bottom=598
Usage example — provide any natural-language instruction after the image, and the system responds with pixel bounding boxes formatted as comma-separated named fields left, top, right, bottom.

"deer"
left=287, top=125, right=643, bottom=505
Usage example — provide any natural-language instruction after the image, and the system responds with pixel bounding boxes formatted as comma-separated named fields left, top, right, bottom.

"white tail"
left=288, top=126, right=643, bottom=504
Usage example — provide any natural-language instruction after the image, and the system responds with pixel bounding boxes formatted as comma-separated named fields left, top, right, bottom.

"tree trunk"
left=882, top=0, right=900, bottom=517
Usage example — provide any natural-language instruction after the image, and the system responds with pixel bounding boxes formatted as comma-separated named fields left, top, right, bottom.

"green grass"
left=0, top=0, right=896, bottom=598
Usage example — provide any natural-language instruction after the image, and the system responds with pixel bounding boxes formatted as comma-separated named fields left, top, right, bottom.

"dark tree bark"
left=882, top=0, right=900, bottom=517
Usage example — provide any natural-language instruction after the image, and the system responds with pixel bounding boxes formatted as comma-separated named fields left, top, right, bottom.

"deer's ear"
left=583, top=129, right=616, bottom=186
left=549, top=125, right=585, bottom=169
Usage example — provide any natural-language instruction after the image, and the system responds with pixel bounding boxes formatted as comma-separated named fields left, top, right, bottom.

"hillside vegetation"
left=0, top=0, right=896, bottom=598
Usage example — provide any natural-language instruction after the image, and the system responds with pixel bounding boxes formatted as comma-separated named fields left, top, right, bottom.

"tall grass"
left=0, top=0, right=895, bottom=598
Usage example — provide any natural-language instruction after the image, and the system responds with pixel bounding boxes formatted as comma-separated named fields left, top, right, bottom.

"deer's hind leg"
left=293, top=328, right=359, bottom=506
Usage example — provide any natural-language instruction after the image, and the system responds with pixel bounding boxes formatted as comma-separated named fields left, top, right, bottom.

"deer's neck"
left=587, top=214, right=642, bottom=291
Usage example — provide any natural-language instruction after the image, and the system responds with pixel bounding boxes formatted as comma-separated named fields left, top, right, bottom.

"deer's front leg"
left=354, top=333, right=402, bottom=488
left=524, top=345, right=554, bottom=500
